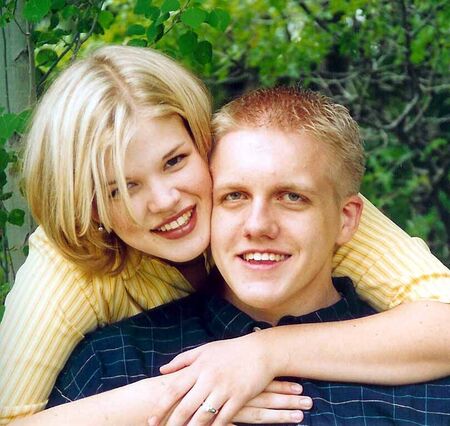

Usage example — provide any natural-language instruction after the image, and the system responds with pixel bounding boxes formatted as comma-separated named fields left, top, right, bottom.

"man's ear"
left=335, top=194, right=363, bottom=246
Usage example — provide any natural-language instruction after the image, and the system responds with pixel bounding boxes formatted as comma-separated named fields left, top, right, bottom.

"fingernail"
left=290, top=411, right=303, bottom=422
left=300, top=397, right=313, bottom=409
left=291, top=383, right=303, bottom=393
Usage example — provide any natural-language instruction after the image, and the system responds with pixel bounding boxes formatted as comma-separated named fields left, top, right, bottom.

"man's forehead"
left=210, top=127, right=334, bottom=195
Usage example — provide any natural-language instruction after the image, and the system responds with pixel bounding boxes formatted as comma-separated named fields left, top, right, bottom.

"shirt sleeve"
left=332, top=194, right=450, bottom=311
left=47, top=339, right=104, bottom=407
left=0, top=228, right=100, bottom=424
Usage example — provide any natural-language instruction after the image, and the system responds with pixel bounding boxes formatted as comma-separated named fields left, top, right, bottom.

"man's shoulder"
left=84, top=292, right=205, bottom=345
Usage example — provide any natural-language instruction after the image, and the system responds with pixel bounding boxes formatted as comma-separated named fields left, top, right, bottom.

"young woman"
left=1, top=45, right=449, bottom=425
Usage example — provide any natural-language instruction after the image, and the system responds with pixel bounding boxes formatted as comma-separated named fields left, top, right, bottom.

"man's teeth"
left=242, top=252, right=288, bottom=262
left=157, top=210, right=192, bottom=232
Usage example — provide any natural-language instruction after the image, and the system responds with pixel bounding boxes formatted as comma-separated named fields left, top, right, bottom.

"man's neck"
left=223, top=277, right=342, bottom=326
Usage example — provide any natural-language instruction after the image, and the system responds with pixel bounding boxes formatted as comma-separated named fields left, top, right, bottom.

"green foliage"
left=1, top=0, right=449, bottom=317
left=23, top=0, right=52, bottom=22
left=0, top=282, right=12, bottom=322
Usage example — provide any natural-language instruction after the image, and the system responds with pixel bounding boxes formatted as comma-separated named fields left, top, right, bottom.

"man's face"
left=210, top=127, right=360, bottom=324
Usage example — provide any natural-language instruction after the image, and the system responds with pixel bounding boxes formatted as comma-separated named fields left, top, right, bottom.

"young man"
left=46, top=87, right=450, bottom=425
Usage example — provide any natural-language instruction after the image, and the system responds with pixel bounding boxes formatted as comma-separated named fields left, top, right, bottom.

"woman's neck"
left=167, top=254, right=208, bottom=290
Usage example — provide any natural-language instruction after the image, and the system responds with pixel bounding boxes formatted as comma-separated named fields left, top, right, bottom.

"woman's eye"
left=110, top=182, right=136, bottom=199
left=280, top=192, right=304, bottom=203
left=165, top=154, right=187, bottom=169
left=224, top=192, right=244, bottom=201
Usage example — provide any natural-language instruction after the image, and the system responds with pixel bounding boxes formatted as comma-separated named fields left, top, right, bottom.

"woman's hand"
left=159, top=333, right=306, bottom=425
left=151, top=380, right=312, bottom=426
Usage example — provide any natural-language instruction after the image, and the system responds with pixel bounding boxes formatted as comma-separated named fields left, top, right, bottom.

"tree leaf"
left=23, top=0, right=51, bottom=22
left=8, top=209, right=25, bottom=226
left=178, top=31, right=198, bottom=55
left=0, top=192, right=12, bottom=201
left=98, top=10, right=114, bottom=30
left=51, top=0, right=65, bottom=11
left=61, top=4, right=78, bottom=19
left=147, top=23, right=164, bottom=43
left=0, top=149, right=9, bottom=171
left=161, top=0, right=180, bottom=14
left=181, top=7, right=207, bottom=30
left=15, top=110, right=31, bottom=134
left=127, top=24, right=146, bottom=36
left=194, top=40, right=212, bottom=64
left=0, top=209, right=7, bottom=228
left=207, top=9, right=230, bottom=32
left=36, top=48, right=58, bottom=67
left=127, top=38, right=147, bottom=47
left=135, top=0, right=160, bottom=20
left=0, top=114, right=21, bottom=141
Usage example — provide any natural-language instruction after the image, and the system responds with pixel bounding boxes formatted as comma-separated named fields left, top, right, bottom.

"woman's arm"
left=161, top=300, right=450, bottom=426
left=0, top=229, right=99, bottom=424
left=11, top=374, right=311, bottom=426
left=334, top=195, right=450, bottom=311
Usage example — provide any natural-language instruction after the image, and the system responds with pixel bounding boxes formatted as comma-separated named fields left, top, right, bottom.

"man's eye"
left=165, top=154, right=187, bottom=169
left=224, top=192, right=244, bottom=201
left=280, top=192, right=304, bottom=203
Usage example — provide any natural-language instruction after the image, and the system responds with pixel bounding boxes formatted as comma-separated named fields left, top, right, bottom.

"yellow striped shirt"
left=0, top=196, right=449, bottom=423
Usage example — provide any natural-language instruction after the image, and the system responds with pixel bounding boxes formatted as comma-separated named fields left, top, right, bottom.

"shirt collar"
left=201, top=273, right=364, bottom=340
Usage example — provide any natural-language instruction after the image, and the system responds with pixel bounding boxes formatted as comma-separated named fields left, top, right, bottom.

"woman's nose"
left=146, top=181, right=181, bottom=214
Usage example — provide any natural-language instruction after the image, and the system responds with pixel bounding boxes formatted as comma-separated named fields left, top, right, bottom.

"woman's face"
left=106, top=114, right=212, bottom=262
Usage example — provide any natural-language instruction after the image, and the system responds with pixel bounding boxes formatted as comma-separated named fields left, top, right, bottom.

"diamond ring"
left=201, top=401, right=218, bottom=415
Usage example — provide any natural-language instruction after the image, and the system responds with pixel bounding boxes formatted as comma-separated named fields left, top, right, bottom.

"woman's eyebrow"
left=162, top=142, right=186, bottom=161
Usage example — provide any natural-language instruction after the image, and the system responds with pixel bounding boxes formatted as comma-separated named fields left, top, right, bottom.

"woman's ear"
left=92, top=202, right=100, bottom=224
left=336, top=194, right=363, bottom=246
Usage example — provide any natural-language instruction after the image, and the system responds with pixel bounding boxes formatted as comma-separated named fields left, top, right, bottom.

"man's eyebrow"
left=213, top=181, right=319, bottom=195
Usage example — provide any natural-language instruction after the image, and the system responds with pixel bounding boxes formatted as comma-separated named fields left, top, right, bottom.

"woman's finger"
left=166, top=382, right=217, bottom=426
left=187, top=393, right=227, bottom=426
left=160, top=348, right=200, bottom=374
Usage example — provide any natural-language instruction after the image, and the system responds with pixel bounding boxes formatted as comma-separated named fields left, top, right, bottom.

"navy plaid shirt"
left=48, top=277, right=450, bottom=425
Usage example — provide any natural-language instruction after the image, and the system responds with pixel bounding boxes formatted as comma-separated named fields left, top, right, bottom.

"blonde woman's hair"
left=24, top=45, right=212, bottom=274
left=213, top=86, right=365, bottom=197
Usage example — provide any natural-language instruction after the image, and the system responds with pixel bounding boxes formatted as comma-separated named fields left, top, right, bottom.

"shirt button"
left=253, top=326, right=262, bottom=332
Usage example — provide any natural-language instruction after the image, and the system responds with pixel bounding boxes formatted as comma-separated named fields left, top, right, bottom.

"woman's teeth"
left=242, top=252, right=288, bottom=262
left=156, top=210, right=193, bottom=232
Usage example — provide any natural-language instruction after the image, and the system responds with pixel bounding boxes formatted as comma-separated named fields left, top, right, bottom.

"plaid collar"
left=201, top=273, right=366, bottom=340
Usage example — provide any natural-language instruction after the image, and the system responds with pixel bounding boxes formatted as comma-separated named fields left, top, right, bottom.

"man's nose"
left=146, top=180, right=181, bottom=214
left=243, top=200, right=279, bottom=239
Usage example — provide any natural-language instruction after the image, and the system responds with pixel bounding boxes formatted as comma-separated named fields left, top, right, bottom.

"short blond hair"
left=24, top=45, right=212, bottom=274
left=213, top=86, right=364, bottom=197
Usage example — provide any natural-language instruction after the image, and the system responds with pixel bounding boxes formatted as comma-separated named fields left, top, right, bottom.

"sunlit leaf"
left=98, top=10, right=114, bottom=30
left=127, top=24, right=146, bottom=36
left=36, top=48, right=58, bottom=67
left=23, top=0, right=51, bottom=22
left=0, top=114, right=21, bottom=142
left=181, top=7, right=207, bottom=29
left=161, top=0, right=180, bottom=14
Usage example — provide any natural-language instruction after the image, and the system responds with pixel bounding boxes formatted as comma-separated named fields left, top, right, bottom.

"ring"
left=201, top=401, right=218, bottom=415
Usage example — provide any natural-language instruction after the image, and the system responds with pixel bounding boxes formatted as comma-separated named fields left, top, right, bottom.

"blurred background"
left=0, top=0, right=449, bottom=319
